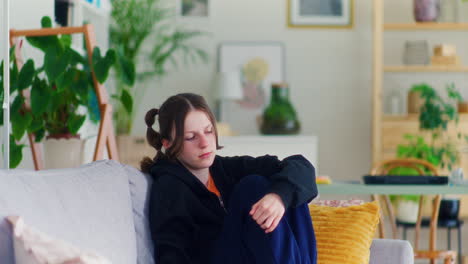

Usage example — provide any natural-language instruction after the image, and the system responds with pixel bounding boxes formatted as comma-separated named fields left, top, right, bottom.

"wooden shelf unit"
left=384, top=22, right=468, bottom=31
left=372, top=0, right=468, bottom=164
left=384, top=65, right=468, bottom=72
left=372, top=2, right=468, bottom=255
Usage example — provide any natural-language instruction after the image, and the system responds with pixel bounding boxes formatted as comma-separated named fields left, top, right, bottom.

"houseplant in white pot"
left=1, top=16, right=133, bottom=168
left=395, top=83, right=464, bottom=222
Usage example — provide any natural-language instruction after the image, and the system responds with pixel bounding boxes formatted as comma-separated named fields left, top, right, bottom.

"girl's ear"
left=162, top=139, right=171, bottom=150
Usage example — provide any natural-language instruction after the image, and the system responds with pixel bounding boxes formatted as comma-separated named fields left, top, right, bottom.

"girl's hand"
left=249, top=193, right=285, bottom=233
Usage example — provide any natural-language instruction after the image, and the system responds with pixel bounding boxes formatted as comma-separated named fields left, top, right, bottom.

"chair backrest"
left=369, top=158, right=440, bottom=251
left=370, top=158, right=438, bottom=176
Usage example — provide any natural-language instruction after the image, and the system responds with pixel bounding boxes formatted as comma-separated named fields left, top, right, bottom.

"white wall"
left=134, top=0, right=373, bottom=180
left=133, top=0, right=468, bottom=181
left=6, top=0, right=468, bottom=181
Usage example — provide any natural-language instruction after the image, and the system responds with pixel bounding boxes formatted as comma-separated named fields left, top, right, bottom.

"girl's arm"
left=220, top=154, right=318, bottom=208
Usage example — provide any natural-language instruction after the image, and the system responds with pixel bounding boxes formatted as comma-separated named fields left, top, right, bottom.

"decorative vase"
left=386, top=89, right=404, bottom=115
left=403, top=40, right=430, bottom=65
left=260, top=83, right=301, bottom=135
left=414, top=0, right=440, bottom=22
left=407, top=90, right=425, bottom=113
left=438, top=0, right=458, bottom=22
left=43, top=136, right=85, bottom=169
left=458, top=102, right=468, bottom=113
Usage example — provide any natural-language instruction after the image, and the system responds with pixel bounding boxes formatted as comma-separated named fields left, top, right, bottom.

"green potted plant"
left=0, top=16, right=133, bottom=168
left=109, top=0, right=209, bottom=166
left=392, top=83, right=464, bottom=222
left=109, top=0, right=208, bottom=135
left=399, top=83, right=463, bottom=171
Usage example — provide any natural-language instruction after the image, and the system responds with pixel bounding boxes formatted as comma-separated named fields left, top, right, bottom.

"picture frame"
left=179, top=0, right=209, bottom=17
left=217, top=42, right=286, bottom=135
left=288, top=0, right=354, bottom=28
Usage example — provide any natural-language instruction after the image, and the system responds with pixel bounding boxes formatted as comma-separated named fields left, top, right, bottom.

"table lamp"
left=215, top=71, right=243, bottom=136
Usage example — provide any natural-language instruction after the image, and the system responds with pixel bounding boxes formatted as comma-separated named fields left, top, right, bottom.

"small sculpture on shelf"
left=431, top=44, right=461, bottom=66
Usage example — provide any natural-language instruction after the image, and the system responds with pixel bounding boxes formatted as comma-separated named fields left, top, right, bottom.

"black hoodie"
left=149, top=154, right=317, bottom=264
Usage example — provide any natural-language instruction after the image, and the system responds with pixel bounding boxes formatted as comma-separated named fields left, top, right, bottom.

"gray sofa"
left=0, top=160, right=414, bottom=264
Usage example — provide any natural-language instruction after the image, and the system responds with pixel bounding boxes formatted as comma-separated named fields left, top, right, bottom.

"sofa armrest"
left=370, top=239, right=414, bottom=264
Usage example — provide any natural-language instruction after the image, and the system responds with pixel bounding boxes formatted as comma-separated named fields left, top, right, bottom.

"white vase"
left=396, top=200, right=420, bottom=223
left=438, top=0, right=458, bottom=22
left=43, top=138, right=85, bottom=169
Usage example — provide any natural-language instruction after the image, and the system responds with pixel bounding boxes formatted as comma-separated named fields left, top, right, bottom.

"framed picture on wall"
left=288, top=0, right=354, bottom=28
left=217, top=42, right=286, bottom=135
left=179, top=0, right=209, bottom=17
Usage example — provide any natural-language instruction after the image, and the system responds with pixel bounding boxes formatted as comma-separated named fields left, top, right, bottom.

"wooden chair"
left=370, top=158, right=457, bottom=264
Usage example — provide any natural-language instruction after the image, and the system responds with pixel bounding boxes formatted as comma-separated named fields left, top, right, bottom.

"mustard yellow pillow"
left=309, top=201, right=380, bottom=264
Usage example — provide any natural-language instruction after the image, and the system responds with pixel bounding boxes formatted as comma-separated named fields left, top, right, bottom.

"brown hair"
left=140, top=93, right=222, bottom=173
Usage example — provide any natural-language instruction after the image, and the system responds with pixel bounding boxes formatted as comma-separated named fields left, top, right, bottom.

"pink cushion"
left=310, top=199, right=365, bottom=207
left=6, top=216, right=111, bottom=264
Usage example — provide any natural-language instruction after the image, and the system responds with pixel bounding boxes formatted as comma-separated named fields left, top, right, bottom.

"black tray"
left=363, top=175, right=449, bottom=185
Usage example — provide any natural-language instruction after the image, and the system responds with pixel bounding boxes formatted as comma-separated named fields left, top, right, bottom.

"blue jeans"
left=211, top=175, right=317, bottom=264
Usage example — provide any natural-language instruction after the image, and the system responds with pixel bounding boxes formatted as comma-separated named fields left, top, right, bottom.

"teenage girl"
left=141, top=93, right=318, bottom=264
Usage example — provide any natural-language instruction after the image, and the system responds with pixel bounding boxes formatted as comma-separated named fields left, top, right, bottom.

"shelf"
left=384, top=23, right=468, bottom=31
left=383, top=113, right=468, bottom=122
left=384, top=65, right=468, bottom=72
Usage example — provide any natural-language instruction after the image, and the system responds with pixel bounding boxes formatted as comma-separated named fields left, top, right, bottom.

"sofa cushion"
left=122, top=163, right=155, bottom=264
left=0, top=160, right=137, bottom=264
left=309, top=201, right=380, bottom=264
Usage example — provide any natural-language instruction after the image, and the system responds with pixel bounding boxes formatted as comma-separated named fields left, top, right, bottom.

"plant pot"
left=43, top=137, right=85, bottom=169
left=458, top=102, right=468, bottom=113
left=407, top=91, right=424, bottom=113
left=438, top=198, right=460, bottom=220
left=116, top=135, right=155, bottom=169
left=414, top=0, right=440, bottom=22
left=395, top=199, right=420, bottom=223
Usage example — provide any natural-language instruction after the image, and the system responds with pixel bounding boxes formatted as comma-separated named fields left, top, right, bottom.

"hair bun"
left=145, top=108, right=159, bottom=127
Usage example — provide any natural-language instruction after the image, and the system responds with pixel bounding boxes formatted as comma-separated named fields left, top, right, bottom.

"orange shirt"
left=206, top=173, right=221, bottom=197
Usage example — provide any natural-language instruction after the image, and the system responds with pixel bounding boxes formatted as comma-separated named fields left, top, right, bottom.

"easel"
left=9, top=24, right=119, bottom=170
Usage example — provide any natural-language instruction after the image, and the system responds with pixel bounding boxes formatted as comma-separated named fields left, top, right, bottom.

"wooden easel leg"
left=94, top=104, right=111, bottom=161
left=28, top=134, right=44, bottom=171
left=106, top=121, right=119, bottom=161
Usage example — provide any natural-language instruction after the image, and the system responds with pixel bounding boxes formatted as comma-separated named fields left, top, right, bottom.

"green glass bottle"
left=260, top=83, right=301, bottom=135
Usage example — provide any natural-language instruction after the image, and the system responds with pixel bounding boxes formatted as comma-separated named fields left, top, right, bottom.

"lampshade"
left=216, top=71, right=243, bottom=100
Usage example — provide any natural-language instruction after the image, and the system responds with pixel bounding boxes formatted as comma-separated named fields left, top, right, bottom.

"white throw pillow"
left=6, top=216, right=112, bottom=264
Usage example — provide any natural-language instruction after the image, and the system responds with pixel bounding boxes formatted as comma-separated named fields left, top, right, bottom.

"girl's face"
left=176, top=110, right=217, bottom=171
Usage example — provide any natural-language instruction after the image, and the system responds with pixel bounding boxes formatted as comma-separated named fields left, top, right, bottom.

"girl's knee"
left=229, top=175, right=270, bottom=207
